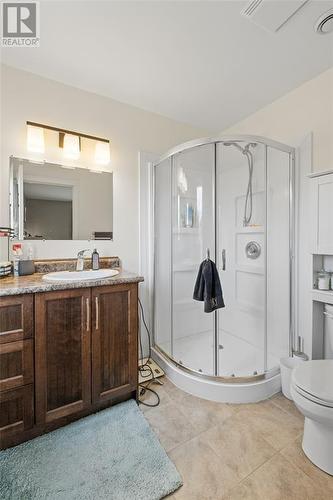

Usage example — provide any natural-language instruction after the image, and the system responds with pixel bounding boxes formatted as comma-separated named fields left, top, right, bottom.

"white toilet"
left=291, top=360, right=333, bottom=475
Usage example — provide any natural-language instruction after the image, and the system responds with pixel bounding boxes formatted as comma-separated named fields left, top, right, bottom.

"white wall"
left=221, top=68, right=333, bottom=359
left=0, top=64, right=210, bottom=271
left=221, top=67, right=333, bottom=172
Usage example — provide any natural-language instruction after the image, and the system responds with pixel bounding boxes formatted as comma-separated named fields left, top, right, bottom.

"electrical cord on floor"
left=138, top=297, right=160, bottom=408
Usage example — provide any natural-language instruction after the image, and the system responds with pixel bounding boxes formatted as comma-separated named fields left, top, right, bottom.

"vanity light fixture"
left=62, top=133, right=81, bottom=160
left=26, top=121, right=110, bottom=165
left=26, top=124, right=45, bottom=153
left=94, top=141, right=111, bottom=165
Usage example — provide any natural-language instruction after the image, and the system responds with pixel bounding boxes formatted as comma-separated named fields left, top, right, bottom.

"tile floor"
left=139, top=377, right=333, bottom=500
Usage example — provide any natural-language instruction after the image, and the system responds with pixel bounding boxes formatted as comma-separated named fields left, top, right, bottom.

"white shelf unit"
left=309, top=171, right=333, bottom=254
left=308, top=170, right=333, bottom=359
left=312, top=289, right=333, bottom=306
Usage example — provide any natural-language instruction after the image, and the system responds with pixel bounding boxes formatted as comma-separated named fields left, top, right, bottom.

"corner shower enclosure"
left=152, top=136, right=295, bottom=402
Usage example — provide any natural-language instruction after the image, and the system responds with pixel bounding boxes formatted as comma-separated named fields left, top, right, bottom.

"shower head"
left=223, top=140, right=256, bottom=227
left=244, top=142, right=257, bottom=153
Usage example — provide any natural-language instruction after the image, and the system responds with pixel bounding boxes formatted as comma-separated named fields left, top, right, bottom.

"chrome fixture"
left=224, top=142, right=257, bottom=226
left=245, top=241, right=261, bottom=259
left=152, top=135, right=295, bottom=395
left=76, top=249, right=91, bottom=271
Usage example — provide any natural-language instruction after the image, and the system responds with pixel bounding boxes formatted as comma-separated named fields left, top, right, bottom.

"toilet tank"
left=324, top=304, right=333, bottom=359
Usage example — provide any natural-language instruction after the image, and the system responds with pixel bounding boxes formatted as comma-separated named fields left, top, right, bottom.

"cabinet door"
left=0, top=295, right=33, bottom=343
left=0, top=385, right=34, bottom=442
left=35, top=289, right=91, bottom=424
left=0, top=339, right=33, bottom=392
left=312, top=173, right=333, bottom=254
left=91, top=284, right=138, bottom=404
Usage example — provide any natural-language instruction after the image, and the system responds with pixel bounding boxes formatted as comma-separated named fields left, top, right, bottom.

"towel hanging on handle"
left=193, top=257, right=225, bottom=313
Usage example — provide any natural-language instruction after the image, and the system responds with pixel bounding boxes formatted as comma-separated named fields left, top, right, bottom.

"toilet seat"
left=293, top=384, right=333, bottom=408
left=292, top=360, right=333, bottom=407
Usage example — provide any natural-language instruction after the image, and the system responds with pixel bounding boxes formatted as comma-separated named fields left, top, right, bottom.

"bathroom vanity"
left=0, top=262, right=143, bottom=449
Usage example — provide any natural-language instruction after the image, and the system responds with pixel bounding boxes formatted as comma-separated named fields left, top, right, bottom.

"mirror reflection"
left=10, top=157, right=113, bottom=241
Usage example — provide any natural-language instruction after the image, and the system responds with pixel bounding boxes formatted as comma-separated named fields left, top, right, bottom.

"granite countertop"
left=0, top=270, right=144, bottom=296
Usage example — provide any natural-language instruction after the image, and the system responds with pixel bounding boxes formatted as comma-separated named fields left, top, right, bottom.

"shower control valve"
left=245, top=241, right=261, bottom=260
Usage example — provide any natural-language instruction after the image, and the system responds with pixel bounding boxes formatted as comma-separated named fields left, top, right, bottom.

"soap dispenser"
left=92, top=249, right=100, bottom=270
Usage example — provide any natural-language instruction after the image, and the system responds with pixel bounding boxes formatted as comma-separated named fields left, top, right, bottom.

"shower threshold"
left=152, top=346, right=281, bottom=404
left=157, top=329, right=279, bottom=379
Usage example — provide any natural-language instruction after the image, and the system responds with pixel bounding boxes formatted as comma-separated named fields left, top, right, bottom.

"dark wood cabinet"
left=0, top=294, right=33, bottom=343
left=0, top=295, right=35, bottom=447
left=35, top=289, right=92, bottom=425
left=0, top=339, right=34, bottom=392
left=91, top=284, right=138, bottom=404
left=0, top=385, right=34, bottom=442
left=1, top=281, right=139, bottom=449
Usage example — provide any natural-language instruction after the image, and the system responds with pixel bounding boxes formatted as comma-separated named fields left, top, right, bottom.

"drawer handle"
left=86, top=298, right=90, bottom=331
left=95, top=297, right=99, bottom=330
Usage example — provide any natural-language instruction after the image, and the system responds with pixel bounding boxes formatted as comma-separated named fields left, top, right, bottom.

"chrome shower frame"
left=152, top=135, right=295, bottom=384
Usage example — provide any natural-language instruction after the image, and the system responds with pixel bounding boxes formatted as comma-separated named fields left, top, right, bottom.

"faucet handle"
left=77, top=249, right=90, bottom=258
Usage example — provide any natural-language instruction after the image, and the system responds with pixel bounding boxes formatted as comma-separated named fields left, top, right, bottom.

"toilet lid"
left=292, top=360, right=333, bottom=405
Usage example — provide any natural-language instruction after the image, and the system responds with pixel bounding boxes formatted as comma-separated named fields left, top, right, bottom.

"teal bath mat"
left=0, top=399, right=182, bottom=500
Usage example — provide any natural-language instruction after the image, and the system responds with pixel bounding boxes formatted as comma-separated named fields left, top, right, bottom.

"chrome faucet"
left=76, top=249, right=90, bottom=271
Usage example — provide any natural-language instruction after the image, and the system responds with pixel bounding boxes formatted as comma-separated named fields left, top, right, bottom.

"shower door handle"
left=222, top=249, right=226, bottom=271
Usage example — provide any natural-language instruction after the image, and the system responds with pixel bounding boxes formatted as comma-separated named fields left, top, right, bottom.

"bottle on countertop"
left=92, top=248, right=100, bottom=270
left=12, top=243, right=23, bottom=276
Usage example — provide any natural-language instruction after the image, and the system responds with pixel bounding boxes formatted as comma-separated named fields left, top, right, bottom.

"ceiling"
left=2, top=0, right=333, bottom=131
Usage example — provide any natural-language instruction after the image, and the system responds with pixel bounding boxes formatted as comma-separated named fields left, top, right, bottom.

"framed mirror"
left=9, top=157, right=113, bottom=241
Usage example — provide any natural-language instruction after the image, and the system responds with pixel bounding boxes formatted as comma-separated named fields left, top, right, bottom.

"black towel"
left=193, top=259, right=225, bottom=313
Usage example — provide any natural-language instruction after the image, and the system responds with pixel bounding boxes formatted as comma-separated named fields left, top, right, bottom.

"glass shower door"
left=172, top=144, right=215, bottom=375
left=216, top=142, right=267, bottom=378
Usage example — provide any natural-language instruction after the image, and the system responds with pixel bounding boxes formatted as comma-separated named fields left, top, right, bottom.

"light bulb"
left=27, top=125, right=45, bottom=153
left=94, top=141, right=110, bottom=165
left=63, top=133, right=80, bottom=160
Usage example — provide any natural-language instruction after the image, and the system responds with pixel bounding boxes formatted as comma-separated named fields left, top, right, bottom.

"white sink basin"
left=42, top=269, right=119, bottom=282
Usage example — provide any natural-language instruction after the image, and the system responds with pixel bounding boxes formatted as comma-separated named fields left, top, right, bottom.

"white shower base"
left=158, top=330, right=279, bottom=378
left=154, top=330, right=281, bottom=403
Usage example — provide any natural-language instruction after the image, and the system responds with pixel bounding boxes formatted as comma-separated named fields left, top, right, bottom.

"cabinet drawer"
left=0, top=339, right=34, bottom=392
left=0, top=295, right=34, bottom=343
left=0, top=385, right=34, bottom=441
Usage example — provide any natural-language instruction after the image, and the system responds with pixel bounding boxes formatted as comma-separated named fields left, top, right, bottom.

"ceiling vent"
left=241, top=0, right=309, bottom=33
left=314, top=8, right=333, bottom=34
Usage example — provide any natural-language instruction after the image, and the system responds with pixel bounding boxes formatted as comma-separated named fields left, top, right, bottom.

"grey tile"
left=200, top=413, right=276, bottom=481
left=144, top=401, right=197, bottom=452
left=223, top=453, right=330, bottom=500
left=177, top=393, right=235, bottom=434
left=235, top=400, right=303, bottom=450
left=281, top=436, right=333, bottom=496
left=169, top=436, right=239, bottom=500
left=270, top=392, right=304, bottom=422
